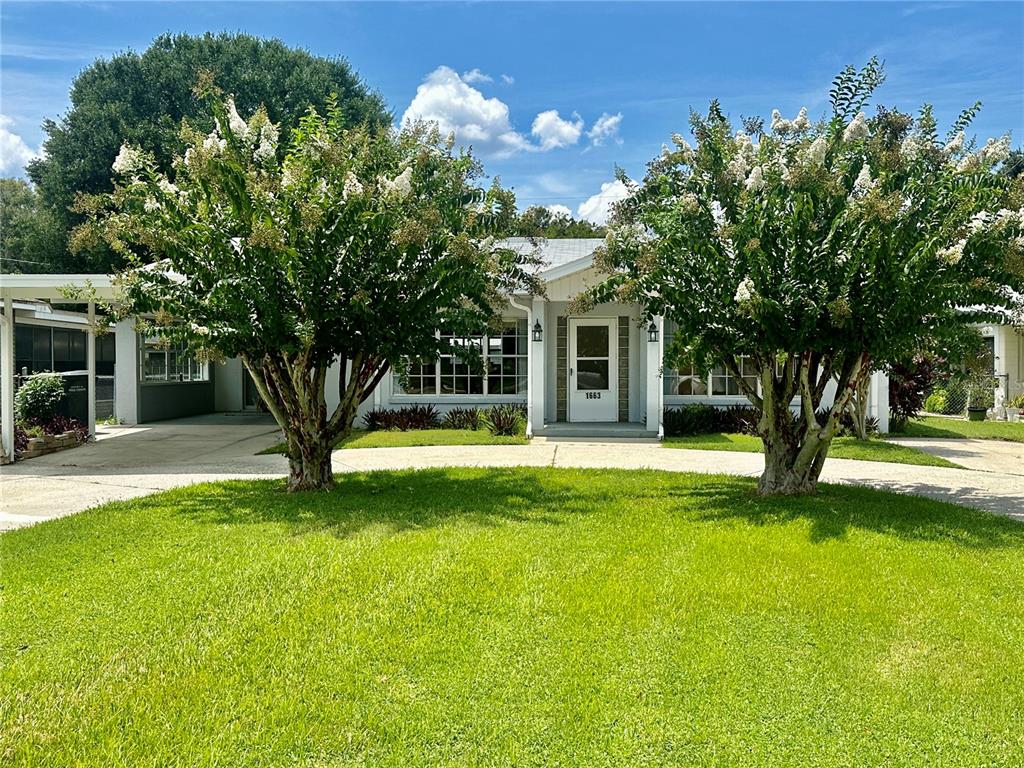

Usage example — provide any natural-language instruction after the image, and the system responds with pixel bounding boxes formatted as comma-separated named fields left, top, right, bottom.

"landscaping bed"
left=3, top=468, right=1024, bottom=766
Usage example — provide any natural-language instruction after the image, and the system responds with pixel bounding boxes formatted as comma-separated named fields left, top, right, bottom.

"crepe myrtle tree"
left=72, top=95, right=542, bottom=491
left=579, top=60, right=1024, bottom=495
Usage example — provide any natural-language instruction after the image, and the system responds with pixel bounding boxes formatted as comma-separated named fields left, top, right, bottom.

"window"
left=14, top=325, right=87, bottom=374
left=711, top=356, right=759, bottom=396
left=665, top=363, right=708, bottom=396
left=139, top=335, right=208, bottom=382
left=395, top=320, right=528, bottom=397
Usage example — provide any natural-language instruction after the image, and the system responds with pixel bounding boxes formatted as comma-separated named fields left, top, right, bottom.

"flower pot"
left=967, top=407, right=987, bottom=422
left=1008, top=407, right=1021, bottom=423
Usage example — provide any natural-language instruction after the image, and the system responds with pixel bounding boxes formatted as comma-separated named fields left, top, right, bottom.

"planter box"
left=1008, top=408, right=1021, bottom=423
left=967, top=408, right=987, bottom=422
left=17, top=431, right=86, bottom=460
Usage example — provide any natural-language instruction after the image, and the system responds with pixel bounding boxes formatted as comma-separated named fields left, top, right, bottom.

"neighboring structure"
left=0, top=239, right=893, bottom=459
left=976, top=320, right=1024, bottom=409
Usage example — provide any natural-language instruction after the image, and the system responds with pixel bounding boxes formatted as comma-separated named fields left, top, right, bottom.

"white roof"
left=0, top=273, right=116, bottom=301
left=501, top=238, right=604, bottom=280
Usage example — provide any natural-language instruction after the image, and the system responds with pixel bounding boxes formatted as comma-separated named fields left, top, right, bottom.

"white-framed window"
left=139, top=336, right=208, bottom=383
left=662, top=320, right=758, bottom=397
left=396, top=319, right=528, bottom=397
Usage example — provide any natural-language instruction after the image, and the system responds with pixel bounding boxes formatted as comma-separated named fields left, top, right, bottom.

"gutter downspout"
left=508, top=295, right=534, bottom=437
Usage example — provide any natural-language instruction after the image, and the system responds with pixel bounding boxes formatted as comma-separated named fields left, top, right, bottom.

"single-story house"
left=2, top=239, right=897, bottom=460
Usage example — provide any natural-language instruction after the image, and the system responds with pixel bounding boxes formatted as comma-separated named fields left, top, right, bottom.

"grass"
left=3, top=468, right=1024, bottom=767
left=663, top=432, right=962, bottom=468
left=897, top=415, right=1024, bottom=442
left=258, top=427, right=529, bottom=454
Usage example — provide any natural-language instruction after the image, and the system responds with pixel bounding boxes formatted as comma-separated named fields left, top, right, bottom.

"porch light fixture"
left=532, top=320, right=543, bottom=342
left=647, top=321, right=659, bottom=343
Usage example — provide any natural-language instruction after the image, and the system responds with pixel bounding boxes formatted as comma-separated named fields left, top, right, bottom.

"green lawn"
left=3, top=468, right=1023, bottom=766
left=259, top=428, right=529, bottom=454
left=663, top=433, right=962, bottom=468
left=897, top=415, right=1024, bottom=442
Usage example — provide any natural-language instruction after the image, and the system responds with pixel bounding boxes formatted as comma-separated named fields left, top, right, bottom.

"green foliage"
left=484, top=404, right=526, bottom=436
left=924, top=389, right=950, bottom=415
left=14, top=373, right=65, bottom=424
left=0, top=179, right=66, bottom=272
left=363, top=405, right=441, bottom=432
left=1010, top=393, right=1024, bottom=409
left=441, top=407, right=483, bottom=431
left=513, top=205, right=605, bottom=238
left=75, top=93, right=539, bottom=490
left=662, top=404, right=760, bottom=436
left=586, top=59, right=1024, bottom=493
left=27, top=32, right=389, bottom=272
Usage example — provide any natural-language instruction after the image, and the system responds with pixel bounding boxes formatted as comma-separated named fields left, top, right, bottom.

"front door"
left=568, top=318, right=618, bottom=422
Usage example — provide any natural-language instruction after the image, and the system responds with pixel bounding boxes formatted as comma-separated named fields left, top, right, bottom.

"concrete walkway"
left=888, top=436, right=1024, bottom=476
left=2, top=416, right=1022, bottom=530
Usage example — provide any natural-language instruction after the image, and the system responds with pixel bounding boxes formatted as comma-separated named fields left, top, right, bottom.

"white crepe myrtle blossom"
left=979, top=135, right=1011, bottom=165
left=801, top=136, right=828, bottom=168
left=901, top=135, right=921, bottom=161
left=734, top=131, right=756, bottom=161
left=792, top=107, right=810, bottom=131
left=744, top=165, right=766, bottom=192
left=937, top=239, right=965, bottom=264
left=226, top=97, right=249, bottom=140
left=968, top=211, right=991, bottom=233
left=944, top=131, right=965, bottom=155
left=381, top=166, right=413, bottom=199
left=143, top=197, right=160, bottom=213
left=734, top=277, right=755, bottom=303
left=770, top=109, right=793, bottom=135
left=112, top=143, right=145, bottom=176
left=253, top=122, right=279, bottom=162
left=843, top=111, right=870, bottom=142
left=852, top=163, right=874, bottom=196
left=727, top=154, right=749, bottom=182
left=342, top=171, right=364, bottom=200
left=670, top=133, right=694, bottom=162
left=710, top=200, right=727, bottom=230
left=157, top=179, right=179, bottom=196
left=203, top=132, right=226, bottom=154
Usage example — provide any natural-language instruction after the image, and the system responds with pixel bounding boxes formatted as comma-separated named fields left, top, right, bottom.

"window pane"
left=577, top=359, right=609, bottom=390
left=143, top=350, right=167, bottom=380
left=576, top=325, right=608, bottom=358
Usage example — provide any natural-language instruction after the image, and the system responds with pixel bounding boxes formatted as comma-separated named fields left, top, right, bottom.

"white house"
left=1, top=239, right=895, bottom=459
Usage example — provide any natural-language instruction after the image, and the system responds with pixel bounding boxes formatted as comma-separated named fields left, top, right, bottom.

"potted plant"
left=1007, top=393, right=1024, bottom=423
left=965, top=370, right=996, bottom=421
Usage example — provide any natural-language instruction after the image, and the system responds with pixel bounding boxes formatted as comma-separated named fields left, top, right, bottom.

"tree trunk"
left=287, top=435, right=335, bottom=492
left=758, top=435, right=830, bottom=495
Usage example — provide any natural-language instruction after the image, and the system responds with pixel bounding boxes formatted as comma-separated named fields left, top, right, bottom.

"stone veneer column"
left=556, top=316, right=567, bottom=422
left=618, top=317, right=629, bottom=422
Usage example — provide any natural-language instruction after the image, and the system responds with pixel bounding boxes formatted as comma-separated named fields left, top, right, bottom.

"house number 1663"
left=585, top=392, right=602, bottom=399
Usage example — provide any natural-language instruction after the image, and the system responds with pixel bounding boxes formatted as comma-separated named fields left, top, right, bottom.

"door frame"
left=567, top=317, right=618, bottom=422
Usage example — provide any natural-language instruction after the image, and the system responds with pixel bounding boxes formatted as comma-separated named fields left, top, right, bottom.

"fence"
left=923, top=374, right=1010, bottom=417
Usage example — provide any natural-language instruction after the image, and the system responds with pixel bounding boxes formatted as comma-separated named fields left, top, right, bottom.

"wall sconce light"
left=647, top=321, right=659, bottom=343
left=532, top=320, right=543, bottom=342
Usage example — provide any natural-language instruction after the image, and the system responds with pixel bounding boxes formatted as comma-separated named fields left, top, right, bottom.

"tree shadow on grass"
left=163, top=467, right=1024, bottom=551
left=167, top=468, right=612, bottom=540
left=682, top=477, right=1024, bottom=550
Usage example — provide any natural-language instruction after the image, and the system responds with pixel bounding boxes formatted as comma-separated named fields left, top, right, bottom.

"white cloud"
left=500, top=74, right=515, bottom=85
left=402, top=67, right=583, bottom=157
left=0, top=115, right=40, bottom=175
left=545, top=204, right=572, bottom=218
left=531, top=110, right=583, bottom=150
left=577, top=179, right=634, bottom=226
left=461, top=68, right=493, bottom=84
left=587, top=112, right=624, bottom=146
left=402, top=66, right=531, bottom=156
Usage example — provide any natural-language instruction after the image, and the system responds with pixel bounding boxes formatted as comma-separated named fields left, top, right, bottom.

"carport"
left=0, top=273, right=115, bottom=462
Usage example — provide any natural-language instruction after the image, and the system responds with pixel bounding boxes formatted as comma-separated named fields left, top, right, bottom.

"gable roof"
left=501, top=237, right=604, bottom=281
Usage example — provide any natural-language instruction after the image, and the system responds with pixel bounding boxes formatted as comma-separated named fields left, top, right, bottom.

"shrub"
left=14, top=373, right=65, bottom=424
left=663, top=404, right=761, bottom=437
left=888, top=355, right=936, bottom=429
left=44, top=415, right=89, bottom=443
left=1009, top=393, right=1024, bottom=409
left=924, top=389, right=949, bottom=415
left=442, top=407, right=482, bottom=431
left=363, top=405, right=440, bottom=432
left=484, top=404, right=525, bottom=436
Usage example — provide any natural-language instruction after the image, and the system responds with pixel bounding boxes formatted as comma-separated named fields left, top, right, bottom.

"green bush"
left=1009, top=393, right=1024, bottom=409
left=15, top=373, right=65, bottom=424
left=484, top=404, right=526, bottom=436
left=363, top=405, right=440, bottom=431
left=442, top=407, right=482, bottom=431
left=923, top=389, right=948, bottom=415
left=663, top=404, right=760, bottom=437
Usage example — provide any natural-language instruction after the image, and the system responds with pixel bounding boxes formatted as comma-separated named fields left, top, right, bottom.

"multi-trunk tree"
left=74, top=93, right=540, bottom=491
left=583, top=60, right=1023, bottom=495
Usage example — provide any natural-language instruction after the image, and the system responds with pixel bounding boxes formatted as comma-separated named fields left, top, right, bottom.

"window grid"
left=396, top=320, right=528, bottom=397
left=139, top=336, right=208, bottom=383
left=662, top=322, right=759, bottom=397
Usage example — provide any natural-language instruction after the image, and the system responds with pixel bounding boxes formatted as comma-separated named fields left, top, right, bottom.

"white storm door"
left=568, top=318, right=617, bottom=422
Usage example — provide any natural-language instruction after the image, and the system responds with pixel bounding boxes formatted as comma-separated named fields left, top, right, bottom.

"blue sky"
left=2, top=1, right=1022, bottom=222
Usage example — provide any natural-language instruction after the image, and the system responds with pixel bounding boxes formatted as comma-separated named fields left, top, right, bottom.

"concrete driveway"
left=0, top=413, right=283, bottom=531
left=2, top=416, right=1022, bottom=531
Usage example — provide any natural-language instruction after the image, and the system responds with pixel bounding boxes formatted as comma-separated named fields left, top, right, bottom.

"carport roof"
left=0, top=273, right=116, bottom=301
